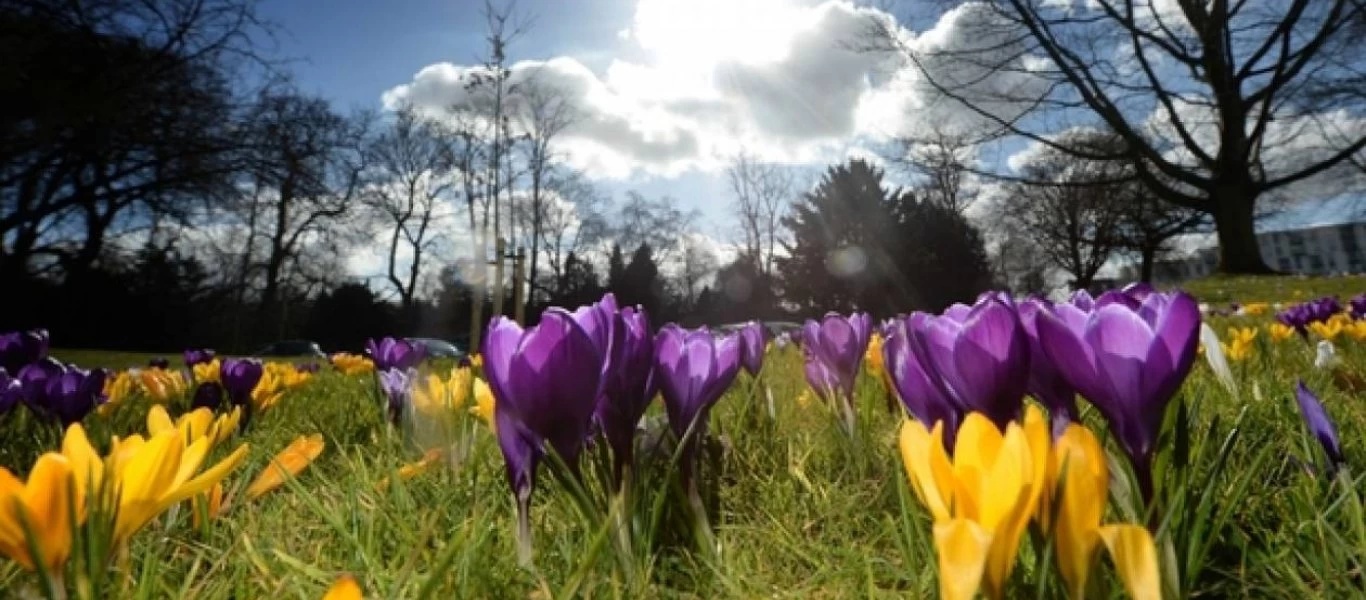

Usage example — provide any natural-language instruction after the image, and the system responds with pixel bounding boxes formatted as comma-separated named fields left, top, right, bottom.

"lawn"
left=2, top=280, right=1365, bottom=599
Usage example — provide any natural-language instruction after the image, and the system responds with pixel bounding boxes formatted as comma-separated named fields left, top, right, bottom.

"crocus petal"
left=246, top=434, right=324, bottom=500
left=323, top=574, right=363, bottom=600
left=934, top=519, right=993, bottom=600
left=1295, top=381, right=1345, bottom=467
left=899, top=419, right=954, bottom=520
left=1097, top=524, right=1161, bottom=600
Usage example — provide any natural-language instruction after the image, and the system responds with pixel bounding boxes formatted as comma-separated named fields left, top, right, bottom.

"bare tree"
left=617, top=191, right=698, bottom=268
left=874, top=0, right=1366, bottom=273
left=1116, top=184, right=1207, bottom=283
left=363, top=105, right=453, bottom=317
left=997, top=131, right=1129, bottom=290
left=726, top=151, right=791, bottom=277
left=0, top=0, right=272, bottom=280
left=514, top=70, right=579, bottom=316
left=531, top=170, right=609, bottom=300
left=235, top=89, right=368, bottom=338
left=896, top=126, right=978, bottom=214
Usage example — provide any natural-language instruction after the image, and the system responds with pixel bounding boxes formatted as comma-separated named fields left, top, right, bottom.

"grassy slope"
left=4, top=278, right=1365, bottom=598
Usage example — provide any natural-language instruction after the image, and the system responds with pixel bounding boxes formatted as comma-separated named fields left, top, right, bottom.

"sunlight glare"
left=630, top=0, right=809, bottom=73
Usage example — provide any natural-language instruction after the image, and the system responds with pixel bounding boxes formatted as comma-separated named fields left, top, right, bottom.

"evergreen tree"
left=776, top=159, right=908, bottom=315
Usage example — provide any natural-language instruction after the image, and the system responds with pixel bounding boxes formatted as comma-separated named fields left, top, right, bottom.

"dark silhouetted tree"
left=305, top=283, right=396, bottom=353
left=777, top=159, right=910, bottom=316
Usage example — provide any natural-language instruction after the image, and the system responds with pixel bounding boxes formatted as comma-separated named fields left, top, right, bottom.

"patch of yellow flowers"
left=1267, top=322, right=1296, bottom=343
left=898, top=406, right=1158, bottom=600
left=411, top=366, right=495, bottom=431
left=252, top=362, right=314, bottom=412
left=1221, top=327, right=1257, bottom=362
left=101, top=367, right=192, bottom=414
left=1303, top=313, right=1366, bottom=342
left=330, top=353, right=375, bottom=376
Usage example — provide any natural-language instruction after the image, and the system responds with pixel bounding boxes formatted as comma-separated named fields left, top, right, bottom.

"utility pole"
left=512, top=247, right=527, bottom=324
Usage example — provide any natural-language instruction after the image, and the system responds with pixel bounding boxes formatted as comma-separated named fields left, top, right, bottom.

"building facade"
left=1153, top=222, right=1366, bottom=283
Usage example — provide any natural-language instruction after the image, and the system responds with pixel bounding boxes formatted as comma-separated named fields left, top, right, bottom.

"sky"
left=255, top=0, right=942, bottom=238
left=255, top=0, right=1365, bottom=285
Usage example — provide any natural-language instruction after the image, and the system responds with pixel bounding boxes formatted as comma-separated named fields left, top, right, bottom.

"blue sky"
left=257, top=0, right=634, bottom=110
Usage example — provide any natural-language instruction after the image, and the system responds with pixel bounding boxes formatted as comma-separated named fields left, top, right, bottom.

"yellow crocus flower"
left=864, top=333, right=894, bottom=394
left=323, top=574, right=363, bottom=600
left=1344, top=321, right=1366, bottom=341
left=246, top=434, right=325, bottom=500
left=1309, top=319, right=1343, bottom=341
left=62, top=425, right=248, bottom=544
left=1268, top=323, right=1296, bottom=343
left=470, top=353, right=483, bottom=369
left=330, top=353, right=374, bottom=376
left=1221, top=327, right=1257, bottom=362
left=193, top=359, right=221, bottom=384
left=1240, top=302, right=1269, bottom=316
left=899, top=406, right=1049, bottom=600
left=470, top=377, right=495, bottom=432
left=1047, top=425, right=1159, bottom=600
left=100, top=370, right=136, bottom=416
left=147, top=405, right=240, bottom=446
left=0, top=454, right=78, bottom=572
left=138, top=368, right=188, bottom=402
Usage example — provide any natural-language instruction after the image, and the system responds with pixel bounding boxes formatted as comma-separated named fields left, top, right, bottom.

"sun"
left=629, top=0, right=811, bottom=75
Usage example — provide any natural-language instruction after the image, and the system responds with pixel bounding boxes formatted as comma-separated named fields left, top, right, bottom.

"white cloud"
left=381, top=1, right=1030, bottom=181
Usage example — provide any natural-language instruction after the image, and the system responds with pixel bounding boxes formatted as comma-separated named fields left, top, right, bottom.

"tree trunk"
left=1139, top=245, right=1157, bottom=283
left=1211, top=191, right=1273, bottom=274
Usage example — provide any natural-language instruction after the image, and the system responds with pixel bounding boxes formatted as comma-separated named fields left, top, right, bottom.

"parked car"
left=406, top=337, right=465, bottom=359
left=253, top=340, right=327, bottom=358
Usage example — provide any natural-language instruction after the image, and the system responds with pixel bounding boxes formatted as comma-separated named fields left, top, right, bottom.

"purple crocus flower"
left=594, top=306, right=657, bottom=485
left=654, top=324, right=741, bottom=480
left=739, top=321, right=765, bottom=376
left=0, top=368, right=21, bottom=414
left=1294, top=381, right=1345, bottom=473
left=1070, top=289, right=1095, bottom=311
left=1018, top=299, right=1079, bottom=437
left=799, top=312, right=871, bottom=402
left=1122, top=282, right=1156, bottom=302
left=17, top=357, right=64, bottom=415
left=1037, top=290, right=1200, bottom=500
left=1350, top=293, right=1366, bottom=320
left=569, top=293, right=621, bottom=405
left=906, top=295, right=1031, bottom=433
left=800, top=312, right=871, bottom=433
left=882, top=324, right=961, bottom=443
left=378, top=368, right=414, bottom=425
left=220, top=358, right=263, bottom=407
left=0, top=329, right=49, bottom=374
left=484, top=311, right=603, bottom=500
left=365, top=337, right=425, bottom=372
left=183, top=348, right=216, bottom=367
left=45, top=366, right=108, bottom=425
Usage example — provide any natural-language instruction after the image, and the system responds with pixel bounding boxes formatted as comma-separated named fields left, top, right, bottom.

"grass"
left=1176, top=274, right=1366, bottom=304
left=5, top=279, right=1366, bottom=598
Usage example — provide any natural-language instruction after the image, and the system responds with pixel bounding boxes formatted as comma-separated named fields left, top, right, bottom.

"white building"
left=1153, top=221, right=1366, bottom=282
